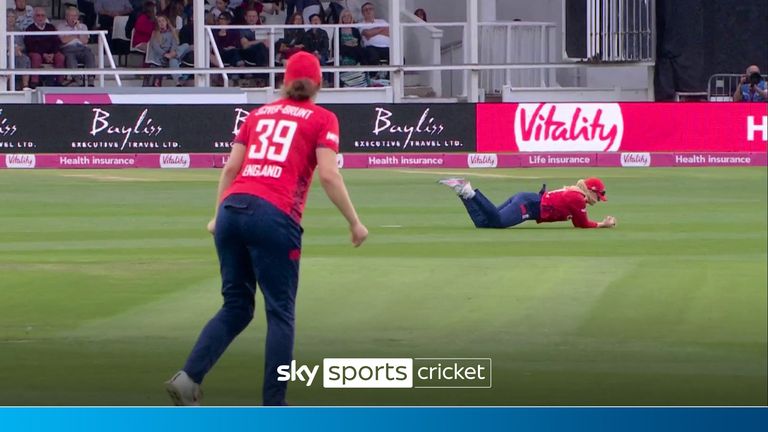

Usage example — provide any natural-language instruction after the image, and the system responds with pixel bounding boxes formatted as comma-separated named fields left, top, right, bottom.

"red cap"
left=284, top=51, right=322, bottom=87
left=584, top=177, right=607, bottom=201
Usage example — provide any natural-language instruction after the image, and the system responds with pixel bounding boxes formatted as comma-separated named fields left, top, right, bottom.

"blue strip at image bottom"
left=0, top=407, right=766, bottom=432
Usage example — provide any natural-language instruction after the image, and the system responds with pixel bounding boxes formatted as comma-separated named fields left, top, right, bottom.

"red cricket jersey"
left=538, top=188, right=599, bottom=228
left=223, top=98, right=340, bottom=223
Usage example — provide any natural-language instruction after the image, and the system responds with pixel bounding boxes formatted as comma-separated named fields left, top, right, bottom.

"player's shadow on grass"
left=455, top=226, right=573, bottom=231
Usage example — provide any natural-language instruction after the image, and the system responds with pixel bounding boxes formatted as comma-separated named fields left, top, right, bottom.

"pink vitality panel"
left=1, top=153, right=766, bottom=169
left=334, top=153, right=767, bottom=168
left=0, top=154, right=216, bottom=169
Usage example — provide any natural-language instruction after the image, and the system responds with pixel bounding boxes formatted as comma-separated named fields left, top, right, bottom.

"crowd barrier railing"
left=708, top=73, right=768, bottom=102
left=5, top=30, right=120, bottom=90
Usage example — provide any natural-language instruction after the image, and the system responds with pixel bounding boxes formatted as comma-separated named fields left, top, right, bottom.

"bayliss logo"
left=373, top=107, right=447, bottom=150
left=5, top=154, right=36, bottom=169
left=0, top=109, right=18, bottom=136
left=90, top=108, right=163, bottom=150
left=514, top=103, right=624, bottom=152
left=160, top=153, right=191, bottom=168
left=232, top=108, right=249, bottom=135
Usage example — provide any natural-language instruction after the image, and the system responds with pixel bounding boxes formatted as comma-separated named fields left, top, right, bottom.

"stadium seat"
left=111, top=15, right=131, bottom=67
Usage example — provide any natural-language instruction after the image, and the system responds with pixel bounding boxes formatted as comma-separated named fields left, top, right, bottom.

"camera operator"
left=733, top=65, right=767, bottom=102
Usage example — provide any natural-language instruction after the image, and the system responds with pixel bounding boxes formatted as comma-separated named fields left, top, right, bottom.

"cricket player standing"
left=166, top=52, right=368, bottom=406
left=439, top=177, right=617, bottom=229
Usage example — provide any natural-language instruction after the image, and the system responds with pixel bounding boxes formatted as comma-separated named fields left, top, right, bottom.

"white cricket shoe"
left=165, top=371, right=202, bottom=406
left=438, top=178, right=474, bottom=199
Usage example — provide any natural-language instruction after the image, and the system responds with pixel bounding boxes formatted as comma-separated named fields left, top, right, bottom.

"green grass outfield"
left=0, top=167, right=765, bottom=406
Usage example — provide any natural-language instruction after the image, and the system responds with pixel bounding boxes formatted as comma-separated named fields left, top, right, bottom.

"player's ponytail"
left=282, top=78, right=320, bottom=101
left=575, top=179, right=597, bottom=205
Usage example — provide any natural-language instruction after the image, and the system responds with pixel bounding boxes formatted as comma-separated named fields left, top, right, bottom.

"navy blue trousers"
left=461, top=190, right=541, bottom=229
left=183, top=194, right=302, bottom=406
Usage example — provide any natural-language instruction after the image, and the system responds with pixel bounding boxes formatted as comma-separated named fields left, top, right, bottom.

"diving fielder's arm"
left=572, top=207, right=616, bottom=229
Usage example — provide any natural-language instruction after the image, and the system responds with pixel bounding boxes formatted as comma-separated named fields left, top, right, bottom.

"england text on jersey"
left=241, top=163, right=283, bottom=179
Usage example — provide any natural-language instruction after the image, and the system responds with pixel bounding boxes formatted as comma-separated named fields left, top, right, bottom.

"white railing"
left=437, top=22, right=557, bottom=96
left=6, top=30, right=120, bottom=90
left=205, top=26, right=231, bottom=86
left=399, top=10, right=445, bottom=97
left=586, top=0, right=654, bottom=61
left=205, top=21, right=454, bottom=91
left=401, top=21, right=470, bottom=99
left=440, top=40, right=465, bottom=97
left=479, top=21, right=557, bottom=93
left=708, top=73, right=768, bottom=102
left=1, top=22, right=655, bottom=101
left=205, top=24, right=338, bottom=88
left=0, top=61, right=656, bottom=101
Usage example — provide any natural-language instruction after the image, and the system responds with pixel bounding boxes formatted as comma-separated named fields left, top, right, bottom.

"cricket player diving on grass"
left=165, top=51, right=369, bottom=406
left=438, top=177, right=617, bottom=229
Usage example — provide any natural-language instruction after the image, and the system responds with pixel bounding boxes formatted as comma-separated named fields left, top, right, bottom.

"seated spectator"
left=325, top=0, right=343, bottom=23
left=95, top=0, right=133, bottom=42
left=733, top=65, right=767, bottom=102
left=283, top=0, right=295, bottom=23
left=337, top=8, right=369, bottom=87
left=132, top=1, right=156, bottom=52
left=24, top=7, right=65, bottom=87
left=177, top=7, right=194, bottom=62
left=239, top=8, right=269, bottom=66
left=173, top=7, right=194, bottom=85
left=276, top=13, right=305, bottom=65
left=58, top=7, right=96, bottom=87
left=211, top=0, right=233, bottom=21
left=164, top=0, right=185, bottom=30
left=302, top=14, right=329, bottom=64
left=262, top=0, right=281, bottom=16
left=77, top=0, right=98, bottom=33
left=169, top=8, right=221, bottom=80
left=233, top=0, right=263, bottom=25
left=334, top=0, right=363, bottom=23
left=213, top=12, right=244, bottom=67
left=145, top=14, right=178, bottom=86
left=6, top=8, right=30, bottom=88
left=338, top=8, right=368, bottom=66
left=298, top=0, right=322, bottom=24
left=13, top=0, right=34, bottom=31
left=358, top=1, right=389, bottom=65
left=414, top=8, right=427, bottom=21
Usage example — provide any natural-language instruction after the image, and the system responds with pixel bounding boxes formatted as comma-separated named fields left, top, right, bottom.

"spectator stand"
left=0, top=0, right=660, bottom=103
left=206, top=22, right=360, bottom=89
left=6, top=29, right=121, bottom=90
left=110, top=14, right=148, bottom=68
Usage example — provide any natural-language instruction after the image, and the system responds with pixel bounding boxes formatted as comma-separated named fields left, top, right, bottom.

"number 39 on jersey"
left=242, top=119, right=298, bottom=178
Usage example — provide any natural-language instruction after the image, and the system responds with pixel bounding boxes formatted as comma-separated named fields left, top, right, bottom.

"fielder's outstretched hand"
left=207, top=218, right=216, bottom=235
left=350, top=222, right=368, bottom=247
left=603, top=216, right=617, bottom=228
